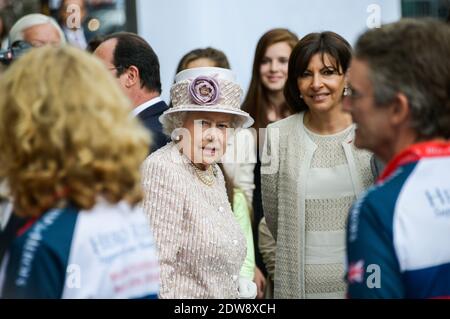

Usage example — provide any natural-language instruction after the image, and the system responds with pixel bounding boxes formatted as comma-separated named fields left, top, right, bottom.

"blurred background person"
left=8, top=13, right=65, bottom=47
left=243, top=28, right=298, bottom=131
left=0, top=12, right=66, bottom=263
left=48, top=0, right=127, bottom=40
left=94, top=32, right=169, bottom=152
left=0, top=46, right=159, bottom=299
left=141, top=67, right=256, bottom=298
left=0, top=11, right=11, bottom=73
left=262, top=31, right=375, bottom=298
left=241, top=28, right=298, bottom=298
left=57, top=0, right=94, bottom=49
left=175, top=47, right=230, bottom=72
left=175, top=47, right=257, bottom=291
left=345, top=18, right=450, bottom=299
left=0, top=10, right=12, bottom=49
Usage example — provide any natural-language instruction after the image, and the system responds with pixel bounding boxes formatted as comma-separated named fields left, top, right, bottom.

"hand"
left=253, top=266, right=266, bottom=299
left=238, top=277, right=257, bottom=299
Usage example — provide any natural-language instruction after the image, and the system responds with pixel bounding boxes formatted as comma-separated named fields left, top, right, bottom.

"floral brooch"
left=188, top=76, right=220, bottom=105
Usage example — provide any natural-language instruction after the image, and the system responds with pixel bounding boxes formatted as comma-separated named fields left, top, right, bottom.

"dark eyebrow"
left=323, top=61, right=343, bottom=74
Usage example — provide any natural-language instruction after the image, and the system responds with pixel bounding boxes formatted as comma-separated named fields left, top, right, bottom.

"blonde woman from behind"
left=0, top=46, right=159, bottom=299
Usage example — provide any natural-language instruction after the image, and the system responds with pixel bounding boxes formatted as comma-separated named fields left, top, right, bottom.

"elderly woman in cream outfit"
left=141, top=67, right=256, bottom=299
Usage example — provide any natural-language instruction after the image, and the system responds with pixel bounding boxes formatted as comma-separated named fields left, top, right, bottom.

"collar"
left=132, top=96, right=163, bottom=117
left=377, top=140, right=450, bottom=183
left=299, top=112, right=355, bottom=146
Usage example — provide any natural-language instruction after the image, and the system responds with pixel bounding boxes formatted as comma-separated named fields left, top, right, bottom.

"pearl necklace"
left=191, top=163, right=216, bottom=186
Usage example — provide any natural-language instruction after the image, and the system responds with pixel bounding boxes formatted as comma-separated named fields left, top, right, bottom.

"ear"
left=389, top=92, right=410, bottom=126
left=343, top=71, right=350, bottom=91
left=124, top=65, right=140, bottom=88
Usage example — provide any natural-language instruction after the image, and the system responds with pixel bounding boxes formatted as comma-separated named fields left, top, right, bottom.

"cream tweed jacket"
left=141, top=143, right=246, bottom=298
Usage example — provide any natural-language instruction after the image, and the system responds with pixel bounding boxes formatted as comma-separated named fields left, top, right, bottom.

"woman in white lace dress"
left=262, top=32, right=375, bottom=298
left=141, top=67, right=257, bottom=299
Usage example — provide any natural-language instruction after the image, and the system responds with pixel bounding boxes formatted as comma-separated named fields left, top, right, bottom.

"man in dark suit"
left=94, top=32, right=169, bottom=152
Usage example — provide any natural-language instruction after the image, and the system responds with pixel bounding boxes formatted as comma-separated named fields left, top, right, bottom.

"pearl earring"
left=173, top=135, right=182, bottom=142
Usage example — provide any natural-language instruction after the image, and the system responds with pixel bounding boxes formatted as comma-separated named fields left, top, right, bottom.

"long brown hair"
left=242, top=28, right=298, bottom=131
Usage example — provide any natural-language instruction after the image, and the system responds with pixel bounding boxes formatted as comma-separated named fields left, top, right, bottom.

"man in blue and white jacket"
left=343, top=18, right=450, bottom=299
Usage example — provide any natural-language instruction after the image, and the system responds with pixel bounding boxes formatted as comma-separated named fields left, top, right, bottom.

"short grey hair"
left=162, top=111, right=187, bottom=140
left=9, top=14, right=66, bottom=45
left=161, top=111, right=243, bottom=141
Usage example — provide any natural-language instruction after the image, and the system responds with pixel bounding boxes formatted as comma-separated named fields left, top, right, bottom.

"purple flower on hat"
left=189, top=76, right=220, bottom=105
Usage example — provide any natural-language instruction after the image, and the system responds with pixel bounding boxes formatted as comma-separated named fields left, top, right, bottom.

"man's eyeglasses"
left=108, top=66, right=125, bottom=72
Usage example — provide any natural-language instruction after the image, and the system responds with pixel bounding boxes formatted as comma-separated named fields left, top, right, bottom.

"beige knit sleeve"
left=261, top=125, right=280, bottom=240
left=258, top=217, right=276, bottom=280
left=141, top=160, right=185, bottom=298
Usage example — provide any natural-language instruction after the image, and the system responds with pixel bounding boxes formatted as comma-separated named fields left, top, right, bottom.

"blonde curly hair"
left=0, top=46, right=150, bottom=217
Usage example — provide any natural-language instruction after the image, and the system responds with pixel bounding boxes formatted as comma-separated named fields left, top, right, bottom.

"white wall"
left=136, top=0, right=401, bottom=103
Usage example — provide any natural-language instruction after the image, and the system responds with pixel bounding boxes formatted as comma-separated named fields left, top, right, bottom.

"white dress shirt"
left=132, top=96, right=163, bottom=117
left=64, top=27, right=87, bottom=50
